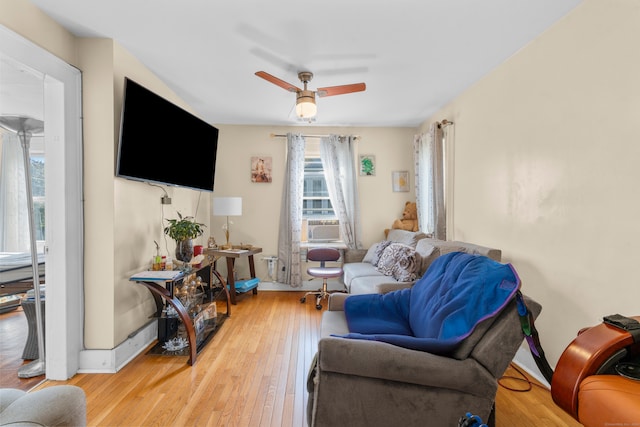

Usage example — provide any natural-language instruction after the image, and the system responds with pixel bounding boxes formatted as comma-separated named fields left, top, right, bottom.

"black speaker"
left=158, top=316, right=179, bottom=342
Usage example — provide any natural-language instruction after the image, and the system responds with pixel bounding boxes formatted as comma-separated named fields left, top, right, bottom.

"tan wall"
left=77, top=38, right=117, bottom=348
left=1, top=1, right=418, bottom=350
left=110, top=43, right=213, bottom=346
left=17, top=0, right=631, bottom=367
left=212, top=125, right=416, bottom=281
left=420, top=0, right=640, bottom=366
left=1, top=2, right=214, bottom=349
left=0, top=0, right=77, bottom=66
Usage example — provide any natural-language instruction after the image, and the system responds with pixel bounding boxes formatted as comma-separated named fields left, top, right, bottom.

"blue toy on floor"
left=458, top=412, right=487, bottom=427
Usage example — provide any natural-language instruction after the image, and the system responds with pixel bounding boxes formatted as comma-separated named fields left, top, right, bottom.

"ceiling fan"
left=255, top=71, right=366, bottom=119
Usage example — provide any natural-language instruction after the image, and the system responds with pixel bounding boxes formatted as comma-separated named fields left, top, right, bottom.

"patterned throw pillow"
left=376, top=243, right=418, bottom=282
left=365, top=240, right=392, bottom=267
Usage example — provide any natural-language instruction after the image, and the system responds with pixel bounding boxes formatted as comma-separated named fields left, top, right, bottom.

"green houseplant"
left=164, top=212, right=206, bottom=263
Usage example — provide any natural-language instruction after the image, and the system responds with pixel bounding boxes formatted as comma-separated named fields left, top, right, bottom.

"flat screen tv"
left=116, top=78, right=219, bottom=192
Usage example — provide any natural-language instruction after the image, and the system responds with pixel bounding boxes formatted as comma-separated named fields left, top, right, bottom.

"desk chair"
left=300, top=248, right=344, bottom=310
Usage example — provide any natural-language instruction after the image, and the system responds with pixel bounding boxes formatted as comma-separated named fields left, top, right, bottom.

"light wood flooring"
left=29, top=291, right=579, bottom=427
left=0, top=306, right=45, bottom=391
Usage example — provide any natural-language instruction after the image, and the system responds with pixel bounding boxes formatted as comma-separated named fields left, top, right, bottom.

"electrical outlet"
left=161, top=196, right=172, bottom=205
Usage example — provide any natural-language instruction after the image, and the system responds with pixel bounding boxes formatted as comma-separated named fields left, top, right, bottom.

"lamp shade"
left=296, top=90, right=317, bottom=118
left=213, top=197, right=242, bottom=216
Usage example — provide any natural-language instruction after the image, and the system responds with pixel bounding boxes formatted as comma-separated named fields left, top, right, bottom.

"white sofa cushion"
left=343, top=262, right=385, bottom=289
left=349, top=275, right=414, bottom=295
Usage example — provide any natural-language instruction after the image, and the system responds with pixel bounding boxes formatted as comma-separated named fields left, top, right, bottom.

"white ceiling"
left=27, top=0, right=582, bottom=128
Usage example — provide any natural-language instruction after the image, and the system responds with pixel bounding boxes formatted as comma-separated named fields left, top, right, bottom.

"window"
left=31, top=153, right=45, bottom=242
left=303, top=157, right=334, bottom=219
left=302, top=151, right=341, bottom=243
left=0, top=131, right=45, bottom=251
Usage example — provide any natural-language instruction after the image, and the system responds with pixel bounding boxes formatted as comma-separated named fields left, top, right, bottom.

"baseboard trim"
left=78, top=320, right=157, bottom=373
left=259, top=280, right=345, bottom=292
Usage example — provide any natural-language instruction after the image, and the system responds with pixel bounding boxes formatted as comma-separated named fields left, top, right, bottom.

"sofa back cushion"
left=385, top=229, right=429, bottom=248
left=413, top=238, right=502, bottom=276
left=414, top=240, right=441, bottom=276
left=439, top=241, right=501, bottom=262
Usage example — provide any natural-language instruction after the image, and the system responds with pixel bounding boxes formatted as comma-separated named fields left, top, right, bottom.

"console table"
left=204, top=247, right=262, bottom=305
left=131, top=262, right=230, bottom=366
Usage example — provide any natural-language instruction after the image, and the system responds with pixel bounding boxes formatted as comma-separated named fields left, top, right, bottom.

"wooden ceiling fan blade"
left=255, top=71, right=301, bottom=92
left=316, top=82, right=366, bottom=97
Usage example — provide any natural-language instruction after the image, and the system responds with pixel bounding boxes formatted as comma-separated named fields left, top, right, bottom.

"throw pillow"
left=362, top=242, right=380, bottom=264
left=367, top=240, right=392, bottom=267
left=376, top=243, right=418, bottom=282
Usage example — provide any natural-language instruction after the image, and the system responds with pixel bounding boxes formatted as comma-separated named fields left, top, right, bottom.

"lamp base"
left=18, top=359, right=45, bottom=378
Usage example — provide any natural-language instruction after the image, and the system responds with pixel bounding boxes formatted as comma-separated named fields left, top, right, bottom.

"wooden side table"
left=204, top=247, right=262, bottom=305
left=131, top=263, right=230, bottom=366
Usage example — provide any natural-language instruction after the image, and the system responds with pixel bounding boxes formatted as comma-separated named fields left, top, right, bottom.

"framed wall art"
left=359, top=155, right=376, bottom=176
left=392, top=171, right=409, bottom=192
left=251, top=156, right=272, bottom=183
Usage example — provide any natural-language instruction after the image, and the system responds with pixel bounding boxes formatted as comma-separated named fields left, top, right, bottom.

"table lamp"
left=213, top=197, right=242, bottom=249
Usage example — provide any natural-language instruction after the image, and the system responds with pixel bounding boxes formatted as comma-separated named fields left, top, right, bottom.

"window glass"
left=303, top=157, right=335, bottom=219
left=31, top=154, right=45, bottom=241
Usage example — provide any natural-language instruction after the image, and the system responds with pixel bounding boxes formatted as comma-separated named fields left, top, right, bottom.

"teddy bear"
left=391, top=201, right=419, bottom=232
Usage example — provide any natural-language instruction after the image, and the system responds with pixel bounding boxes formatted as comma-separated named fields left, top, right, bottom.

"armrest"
left=317, top=337, right=496, bottom=397
left=374, top=282, right=414, bottom=294
left=344, top=249, right=367, bottom=263
left=0, top=386, right=86, bottom=426
left=327, top=293, right=349, bottom=311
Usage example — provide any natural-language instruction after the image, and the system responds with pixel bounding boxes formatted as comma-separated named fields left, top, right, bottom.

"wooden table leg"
left=248, top=254, right=258, bottom=295
left=226, top=257, right=237, bottom=304
left=166, top=297, right=197, bottom=366
left=211, top=269, right=231, bottom=316
left=138, top=281, right=197, bottom=365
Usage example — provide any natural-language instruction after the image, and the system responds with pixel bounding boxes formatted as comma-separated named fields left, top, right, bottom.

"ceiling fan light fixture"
left=296, top=90, right=317, bottom=118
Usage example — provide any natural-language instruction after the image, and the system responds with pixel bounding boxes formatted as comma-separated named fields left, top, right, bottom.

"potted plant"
left=164, top=212, right=206, bottom=263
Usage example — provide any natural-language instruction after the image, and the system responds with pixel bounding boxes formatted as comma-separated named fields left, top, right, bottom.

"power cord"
left=147, top=182, right=172, bottom=255
left=498, top=362, right=547, bottom=392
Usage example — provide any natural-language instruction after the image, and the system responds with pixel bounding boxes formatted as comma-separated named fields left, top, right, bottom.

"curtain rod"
left=438, top=119, right=454, bottom=128
left=270, top=133, right=361, bottom=140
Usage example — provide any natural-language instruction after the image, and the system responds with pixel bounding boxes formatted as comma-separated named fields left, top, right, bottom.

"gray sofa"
left=0, top=385, right=86, bottom=426
left=307, top=292, right=541, bottom=427
left=343, top=229, right=502, bottom=294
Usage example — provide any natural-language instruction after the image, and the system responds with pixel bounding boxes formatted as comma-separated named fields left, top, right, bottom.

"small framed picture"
left=251, top=156, right=272, bottom=183
left=392, top=171, right=409, bottom=192
left=359, top=155, right=376, bottom=176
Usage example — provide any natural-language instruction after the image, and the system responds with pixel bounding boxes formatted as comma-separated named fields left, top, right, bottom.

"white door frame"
left=1, top=25, right=83, bottom=380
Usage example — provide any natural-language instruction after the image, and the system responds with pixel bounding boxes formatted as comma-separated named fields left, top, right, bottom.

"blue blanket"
left=340, top=252, right=520, bottom=354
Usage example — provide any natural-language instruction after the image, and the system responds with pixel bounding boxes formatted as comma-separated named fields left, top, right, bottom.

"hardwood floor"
left=34, top=291, right=579, bottom=427
left=496, top=365, right=580, bottom=427
left=0, top=306, right=45, bottom=391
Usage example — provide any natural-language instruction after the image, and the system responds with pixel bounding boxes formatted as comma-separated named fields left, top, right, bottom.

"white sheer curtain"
left=0, top=130, right=29, bottom=252
left=414, top=123, right=445, bottom=239
left=277, top=133, right=306, bottom=287
left=320, top=135, right=363, bottom=250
